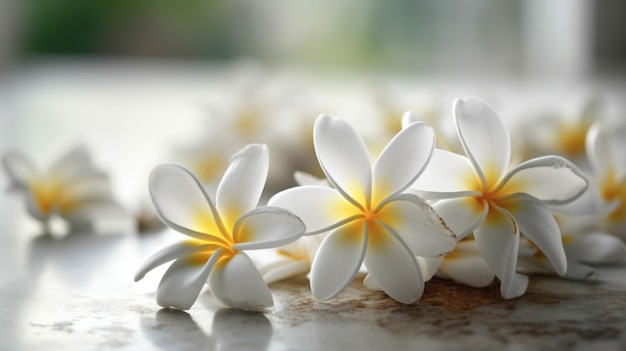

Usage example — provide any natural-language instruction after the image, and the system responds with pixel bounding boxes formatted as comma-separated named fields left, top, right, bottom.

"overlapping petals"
left=412, top=97, right=588, bottom=299
left=136, top=144, right=305, bottom=310
left=271, top=115, right=456, bottom=304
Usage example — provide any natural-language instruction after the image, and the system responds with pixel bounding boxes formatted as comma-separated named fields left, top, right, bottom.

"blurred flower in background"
left=2, top=145, right=133, bottom=234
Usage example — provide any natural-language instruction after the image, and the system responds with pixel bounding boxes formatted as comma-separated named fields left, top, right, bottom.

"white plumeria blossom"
left=2, top=146, right=127, bottom=232
left=524, top=89, right=602, bottom=161
left=135, top=144, right=305, bottom=311
left=269, top=115, right=456, bottom=304
left=412, top=97, right=588, bottom=299
left=582, top=123, right=626, bottom=237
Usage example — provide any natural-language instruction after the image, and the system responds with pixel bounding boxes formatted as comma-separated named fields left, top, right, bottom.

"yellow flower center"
left=600, top=168, right=626, bottom=223
left=186, top=206, right=245, bottom=266
left=558, top=122, right=590, bottom=156
left=30, top=177, right=76, bottom=216
left=465, top=168, right=507, bottom=212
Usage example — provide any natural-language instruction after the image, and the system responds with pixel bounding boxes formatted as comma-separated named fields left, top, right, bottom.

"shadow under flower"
left=140, top=308, right=273, bottom=351
left=212, top=309, right=273, bottom=351
left=26, top=229, right=128, bottom=286
left=141, top=309, right=216, bottom=351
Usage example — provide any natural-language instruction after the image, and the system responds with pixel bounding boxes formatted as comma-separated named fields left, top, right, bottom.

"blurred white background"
left=1, top=0, right=625, bottom=226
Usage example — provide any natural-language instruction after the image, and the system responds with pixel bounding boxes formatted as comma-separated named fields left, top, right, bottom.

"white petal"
left=503, top=196, right=567, bottom=276
left=376, top=193, right=456, bottom=257
left=565, top=260, right=595, bottom=280
left=269, top=186, right=358, bottom=234
left=2, top=151, right=36, bottom=189
left=433, top=197, right=489, bottom=240
left=550, top=180, right=614, bottom=215
left=454, top=97, right=510, bottom=188
left=48, top=147, right=104, bottom=189
left=56, top=167, right=108, bottom=189
left=293, top=171, right=330, bottom=187
left=59, top=175, right=116, bottom=217
left=232, top=207, right=305, bottom=250
left=62, top=200, right=131, bottom=232
left=505, top=273, right=529, bottom=300
left=364, top=256, right=441, bottom=291
left=473, top=206, right=526, bottom=299
left=440, top=239, right=494, bottom=287
left=364, top=224, right=424, bottom=304
left=416, top=256, right=444, bottom=281
left=135, top=241, right=214, bottom=281
left=401, top=110, right=422, bottom=129
left=216, top=144, right=268, bottom=227
left=49, top=145, right=92, bottom=178
left=310, top=220, right=366, bottom=300
left=149, top=164, right=225, bottom=242
left=156, top=248, right=222, bottom=310
left=372, top=122, right=434, bottom=204
left=498, top=156, right=588, bottom=205
left=50, top=145, right=91, bottom=168
left=412, top=149, right=482, bottom=199
left=567, top=232, right=626, bottom=264
left=586, top=123, right=626, bottom=179
left=313, top=115, right=372, bottom=207
left=362, top=273, right=382, bottom=291
left=209, top=252, right=273, bottom=310
left=262, top=261, right=310, bottom=285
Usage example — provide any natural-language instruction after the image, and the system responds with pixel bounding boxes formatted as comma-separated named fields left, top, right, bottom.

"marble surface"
left=1, top=225, right=625, bottom=351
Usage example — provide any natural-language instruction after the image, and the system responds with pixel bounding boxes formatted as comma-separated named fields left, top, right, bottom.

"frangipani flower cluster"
left=135, top=95, right=626, bottom=310
left=2, top=146, right=131, bottom=234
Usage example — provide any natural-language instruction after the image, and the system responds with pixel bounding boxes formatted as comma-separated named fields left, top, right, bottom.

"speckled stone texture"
left=1, top=229, right=625, bottom=351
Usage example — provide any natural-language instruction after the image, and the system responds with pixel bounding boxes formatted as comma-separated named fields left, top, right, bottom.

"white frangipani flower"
left=524, top=89, right=602, bottom=162
left=2, top=146, right=129, bottom=233
left=269, top=115, right=456, bottom=304
left=134, top=144, right=305, bottom=310
left=584, top=123, right=626, bottom=237
left=412, top=97, right=588, bottom=299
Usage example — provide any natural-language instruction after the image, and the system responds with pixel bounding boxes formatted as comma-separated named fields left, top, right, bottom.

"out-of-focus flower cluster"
left=4, top=68, right=626, bottom=310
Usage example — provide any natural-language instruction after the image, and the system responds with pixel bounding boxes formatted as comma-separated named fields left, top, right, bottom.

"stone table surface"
left=0, top=227, right=625, bottom=351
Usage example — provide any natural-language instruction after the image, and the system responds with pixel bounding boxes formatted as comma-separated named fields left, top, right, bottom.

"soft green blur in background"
left=8, top=0, right=624, bottom=77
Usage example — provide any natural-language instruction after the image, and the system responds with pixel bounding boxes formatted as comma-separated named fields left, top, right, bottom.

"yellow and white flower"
left=134, top=144, right=305, bottom=310
left=523, top=89, right=603, bottom=162
left=584, top=123, right=626, bottom=237
left=270, top=115, right=456, bottom=304
left=413, top=97, right=588, bottom=299
left=2, top=146, right=128, bottom=233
